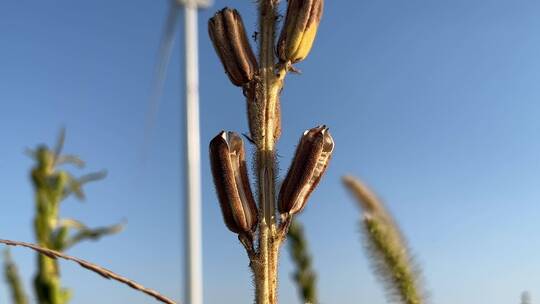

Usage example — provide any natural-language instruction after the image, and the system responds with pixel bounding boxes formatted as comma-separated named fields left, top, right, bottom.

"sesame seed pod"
left=278, top=126, right=334, bottom=215
left=210, top=131, right=258, bottom=234
left=209, top=8, right=259, bottom=87
left=277, top=0, right=324, bottom=64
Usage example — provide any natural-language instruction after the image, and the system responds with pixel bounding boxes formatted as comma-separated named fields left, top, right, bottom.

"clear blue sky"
left=1, top=0, right=540, bottom=303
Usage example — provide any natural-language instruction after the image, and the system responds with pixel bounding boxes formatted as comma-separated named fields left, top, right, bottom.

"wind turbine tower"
left=177, top=0, right=211, bottom=303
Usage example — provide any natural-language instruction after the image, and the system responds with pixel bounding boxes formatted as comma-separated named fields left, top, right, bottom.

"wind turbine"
left=147, top=1, right=212, bottom=304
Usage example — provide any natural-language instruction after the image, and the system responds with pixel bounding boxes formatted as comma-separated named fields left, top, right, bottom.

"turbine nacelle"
left=175, top=0, right=212, bottom=9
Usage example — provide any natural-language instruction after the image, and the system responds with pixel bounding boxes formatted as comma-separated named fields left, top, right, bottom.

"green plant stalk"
left=32, top=163, right=71, bottom=304
left=29, top=135, right=120, bottom=304
left=4, top=249, right=29, bottom=304
left=287, top=220, right=318, bottom=304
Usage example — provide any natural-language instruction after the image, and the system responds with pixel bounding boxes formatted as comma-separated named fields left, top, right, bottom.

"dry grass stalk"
left=0, top=239, right=177, bottom=304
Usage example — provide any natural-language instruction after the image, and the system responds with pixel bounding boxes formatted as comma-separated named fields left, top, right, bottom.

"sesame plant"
left=207, top=2, right=428, bottom=303
left=207, top=0, right=329, bottom=303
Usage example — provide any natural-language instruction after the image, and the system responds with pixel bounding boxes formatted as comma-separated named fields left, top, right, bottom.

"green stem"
left=4, top=249, right=29, bottom=304
left=287, top=220, right=318, bottom=304
left=32, top=168, right=70, bottom=304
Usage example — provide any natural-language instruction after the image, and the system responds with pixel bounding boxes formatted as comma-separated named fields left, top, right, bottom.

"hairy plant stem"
left=251, top=1, right=288, bottom=303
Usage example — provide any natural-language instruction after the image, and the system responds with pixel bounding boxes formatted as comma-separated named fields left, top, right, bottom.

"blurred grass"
left=287, top=219, right=318, bottom=304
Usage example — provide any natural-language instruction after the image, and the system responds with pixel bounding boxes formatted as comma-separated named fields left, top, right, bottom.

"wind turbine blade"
left=53, top=127, right=66, bottom=166
left=24, top=148, right=36, bottom=159
left=142, top=4, right=180, bottom=160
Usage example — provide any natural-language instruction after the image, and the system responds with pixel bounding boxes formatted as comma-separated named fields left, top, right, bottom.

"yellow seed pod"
left=277, top=0, right=324, bottom=64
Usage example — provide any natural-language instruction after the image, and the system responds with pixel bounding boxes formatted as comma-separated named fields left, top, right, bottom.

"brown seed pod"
left=278, top=125, right=334, bottom=215
left=210, top=131, right=258, bottom=234
left=208, top=8, right=259, bottom=87
left=277, top=0, right=324, bottom=63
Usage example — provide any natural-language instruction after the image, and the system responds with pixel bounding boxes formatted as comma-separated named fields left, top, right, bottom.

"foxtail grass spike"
left=343, top=176, right=424, bottom=304
left=0, top=239, right=177, bottom=304
left=3, top=249, right=29, bottom=304
left=209, top=8, right=259, bottom=87
left=277, top=0, right=324, bottom=64
left=287, top=220, right=318, bottom=304
left=342, top=175, right=398, bottom=229
left=210, top=131, right=258, bottom=234
left=278, top=126, right=334, bottom=215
